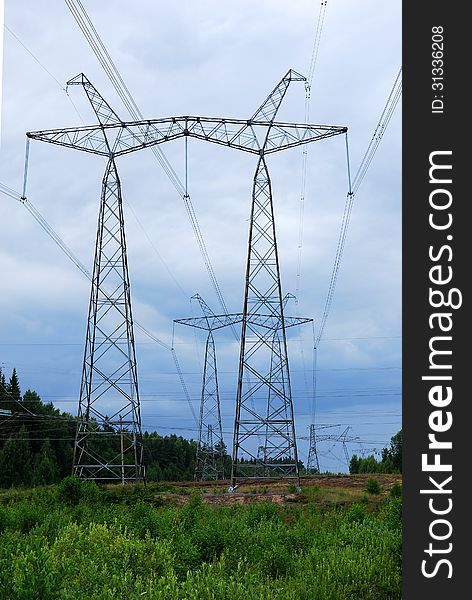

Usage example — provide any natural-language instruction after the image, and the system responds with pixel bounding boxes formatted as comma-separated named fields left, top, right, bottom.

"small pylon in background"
left=175, top=293, right=313, bottom=482
left=175, top=294, right=236, bottom=480
left=194, top=329, right=225, bottom=480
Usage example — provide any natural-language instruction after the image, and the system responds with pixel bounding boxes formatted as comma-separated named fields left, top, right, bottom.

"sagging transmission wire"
left=296, top=1, right=330, bottom=424
left=310, top=67, right=402, bottom=427
left=317, top=67, right=402, bottom=346
left=64, top=0, right=232, bottom=326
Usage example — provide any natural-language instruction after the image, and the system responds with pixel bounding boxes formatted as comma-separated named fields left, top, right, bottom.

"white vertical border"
left=0, top=0, right=4, bottom=144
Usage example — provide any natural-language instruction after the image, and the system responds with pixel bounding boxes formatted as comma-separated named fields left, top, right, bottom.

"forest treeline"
left=349, top=430, right=402, bottom=475
left=0, top=368, right=200, bottom=487
left=0, top=367, right=401, bottom=487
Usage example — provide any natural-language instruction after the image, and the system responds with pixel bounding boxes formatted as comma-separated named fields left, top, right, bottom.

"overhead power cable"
left=4, top=25, right=85, bottom=124
left=316, top=67, right=402, bottom=347
left=306, top=1, right=328, bottom=89
left=297, top=1, right=330, bottom=424
left=308, top=68, right=401, bottom=424
left=64, top=0, right=231, bottom=321
left=351, top=68, right=402, bottom=195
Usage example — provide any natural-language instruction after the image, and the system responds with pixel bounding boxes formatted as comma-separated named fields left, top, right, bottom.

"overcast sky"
left=0, top=0, right=401, bottom=471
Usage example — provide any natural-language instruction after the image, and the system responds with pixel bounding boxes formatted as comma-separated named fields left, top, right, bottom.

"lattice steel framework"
left=305, top=425, right=360, bottom=473
left=195, top=331, right=225, bottom=480
left=28, top=74, right=146, bottom=481
left=230, top=72, right=345, bottom=487
left=27, top=70, right=346, bottom=484
left=180, top=294, right=227, bottom=481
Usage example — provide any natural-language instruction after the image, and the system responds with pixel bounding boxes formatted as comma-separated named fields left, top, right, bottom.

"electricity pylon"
left=230, top=72, right=346, bottom=487
left=26, top=74, right=147, bottom=481
left=27, top=70, right=346, bottom=484
left=183, top=294, right=228, bottom=481
left=304, top=424, right=341, bottom=473
left=176, top=293, right=313, bottom=482
left=175, top=294, right=312, bottom=480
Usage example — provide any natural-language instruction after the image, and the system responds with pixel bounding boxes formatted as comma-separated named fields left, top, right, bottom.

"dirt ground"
left=160, top=473, right=402, bottom=507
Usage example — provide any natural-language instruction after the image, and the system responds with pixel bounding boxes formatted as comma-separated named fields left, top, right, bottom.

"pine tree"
left=0, top=369, right=8, bottom=414
left=0, top=425, right=32, bottom=487
left=32, top=439, right=60, bottom=485
left=5, top=368, right=21, bottom=412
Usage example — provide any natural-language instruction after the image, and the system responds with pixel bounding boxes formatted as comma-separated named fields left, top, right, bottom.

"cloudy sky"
left=0, top=0, right=401, bottom=471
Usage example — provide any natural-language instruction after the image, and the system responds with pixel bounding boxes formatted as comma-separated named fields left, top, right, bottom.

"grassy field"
left=0, top=476, right=402, bottom=600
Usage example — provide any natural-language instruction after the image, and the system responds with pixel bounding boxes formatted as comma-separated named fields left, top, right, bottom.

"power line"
left=309, top=68, right=402, bottom=429
left=316, top=68, right=402, bottom=346
left=64, top=0, right=231, bottom=323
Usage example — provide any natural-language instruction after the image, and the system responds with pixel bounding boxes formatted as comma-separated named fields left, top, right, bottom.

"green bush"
left=365, top=478, right=381, bottom=495
left=57, top=476, right=99, bottom=506
left=0, top=482, right=402, bottom=600
left=389, top=482, right=402, bottom=498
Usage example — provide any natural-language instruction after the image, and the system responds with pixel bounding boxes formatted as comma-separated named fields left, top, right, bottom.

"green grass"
left=0, top=482, right=402, bottom=600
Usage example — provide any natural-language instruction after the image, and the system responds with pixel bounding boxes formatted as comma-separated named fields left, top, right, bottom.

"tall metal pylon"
left=27, top=69, right=346, bottom=483
left=27, top=74, right=146, bottom=482
left=231, top=71, right=346, bottom=487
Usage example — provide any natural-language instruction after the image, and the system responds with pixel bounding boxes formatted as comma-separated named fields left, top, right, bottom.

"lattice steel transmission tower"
left=310, top=425, right=360, bottom=472
left=176, top=293, right=313, bottom=482
left=230, top=71, right=346, bottom=487
left=303, top=423, right=342, bottom=473
left=27, top=69, right=346, bottom=483
left=26, top=74, right=147, bottom=481
left=307, top=423, right=321, bottom=473
left=175, top=294, right=230, bottom=481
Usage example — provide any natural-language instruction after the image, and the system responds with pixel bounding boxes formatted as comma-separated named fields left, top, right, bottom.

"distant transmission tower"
left=177, top=292, right=313, bottom=482
left=307, top=424, right=320, bottom=473
left=175, top=294, right=229, bottom=480
left=305, top=423, right=341, bottom=473
left=28, top=69, right=345, bottom=483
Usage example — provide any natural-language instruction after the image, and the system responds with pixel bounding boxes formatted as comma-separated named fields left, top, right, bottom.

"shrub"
left=57, top=476, right=99, bottom=506
left=365, top=478, right=381, bottom=495
left=389, top=482, right=402, bottom=498
left=345, top=503, right=366, bottom=524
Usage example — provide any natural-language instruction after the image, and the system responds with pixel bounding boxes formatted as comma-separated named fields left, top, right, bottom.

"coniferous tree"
left=32, top=439, right=60, bottom=485
left=7, top=368, right=21, bottom=411
left=349, top=454, right=360, bottom=474
left=0, top=369, right=7, bottom=412
left=0, top=425, right=32, bottom=487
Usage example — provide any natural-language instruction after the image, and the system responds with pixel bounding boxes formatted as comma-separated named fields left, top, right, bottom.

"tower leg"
left=73, top=159, right=145, bottom=482
left=231, top=157, right=299, bottom=487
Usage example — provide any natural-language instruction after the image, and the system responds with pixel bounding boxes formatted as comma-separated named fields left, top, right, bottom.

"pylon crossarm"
left=27, top=118, right=346, bottom=157
left=174, top=314, right=243, bottom=331
left=174, top=313, right=312, bottom=332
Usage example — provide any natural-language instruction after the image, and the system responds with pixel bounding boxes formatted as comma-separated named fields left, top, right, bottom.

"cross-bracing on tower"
left=26, top=69, right=346, bottom=484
